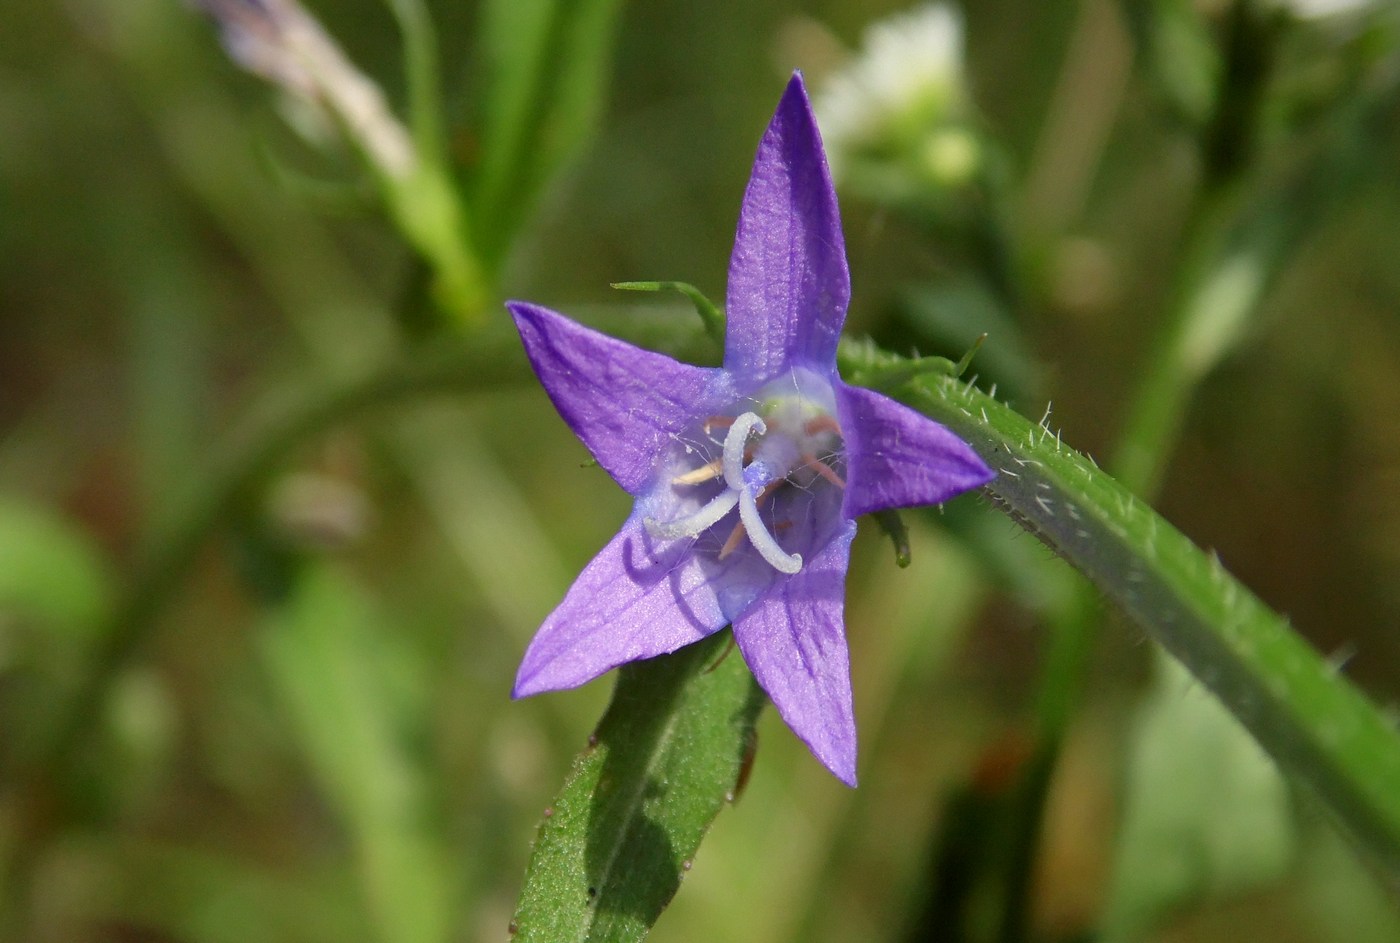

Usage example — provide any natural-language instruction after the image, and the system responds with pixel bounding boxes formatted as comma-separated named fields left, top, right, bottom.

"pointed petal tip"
left=732, top=530, right=860, bottom=788
left=507, top=300, right=722, bottom=494
left=838, top=384, right=996, bottom=516
left=510, top=661, right=559, bottom=700
left=804, top=733, right=858, bottom=787
left=824, top=751, right=858, bottom=788
left=773, top=70, right=822, bottom=148
left=505, top=298, right=543, bottom=326
left=725, top=70, right=849, bottom=377
left=782, top=69, right=810, bottom=100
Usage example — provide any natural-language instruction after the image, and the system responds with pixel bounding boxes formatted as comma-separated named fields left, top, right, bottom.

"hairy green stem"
left=842, top=344, right=1400, bottom=873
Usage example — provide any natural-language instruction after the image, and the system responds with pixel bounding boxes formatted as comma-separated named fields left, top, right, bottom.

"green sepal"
left=839, top=335, right=985, bottom=392
left=872, top=509, right=912, bottom=568
left=611, top=281, right=725, bottom=347
left=950, top=332, right=987, bottom=379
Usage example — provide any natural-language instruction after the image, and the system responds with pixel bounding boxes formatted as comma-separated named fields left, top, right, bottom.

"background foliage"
left=2, top=0, right=1399, bottom=941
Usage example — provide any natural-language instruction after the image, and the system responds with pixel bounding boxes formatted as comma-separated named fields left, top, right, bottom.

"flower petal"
left=510, top=302, right=726, bottom=494
left=837, top=383, right=994, bottom=517
left=732, top=521, right=858, bottom=786
left=513, top=517, right=729, bottom=697
left=725, top=73, right=849, bottom=381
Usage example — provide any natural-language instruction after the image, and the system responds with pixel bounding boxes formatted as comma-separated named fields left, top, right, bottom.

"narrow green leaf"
left=949, top=332, right=987, bottom=379
left=382, top=0, right=445, bottom=159
left=512, top=631, right=765, bottom=942
left=474, top=0, right=623, bottom=265
left=842, top=342, right=1400, bottom=874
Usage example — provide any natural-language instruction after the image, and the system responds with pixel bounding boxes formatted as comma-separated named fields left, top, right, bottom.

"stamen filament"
left=804, top=415, right=842, bottom=437
left=803, top=454, right=847, bottom=489
left=717, top=521, right=746, bottom=560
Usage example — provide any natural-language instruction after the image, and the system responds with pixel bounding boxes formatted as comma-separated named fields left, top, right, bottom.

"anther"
left=717, top=521, right=746, bottom=560
left=671, top=458, right=725, bottom=485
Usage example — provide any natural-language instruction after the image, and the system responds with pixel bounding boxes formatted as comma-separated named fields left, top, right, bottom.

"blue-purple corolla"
left=509, top=74, right=993, bottom=785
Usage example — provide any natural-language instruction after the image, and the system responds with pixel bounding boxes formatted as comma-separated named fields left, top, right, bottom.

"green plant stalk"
left=841, top=346, right=1400, bottom=873
left=385, top=165, right=490, bottom=327
left=987, top=192, right=1239, bottom=942
left=383, top=0, right=446, bottom=160
left=993, top=56, right=1380, bottom=926
left=997, top=79, right=1378, bottom=929
left=379, top=0, right=490, bottom=326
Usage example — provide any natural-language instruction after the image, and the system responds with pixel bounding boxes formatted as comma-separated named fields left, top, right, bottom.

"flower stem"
left=843, top=338, right=1400, bottom=877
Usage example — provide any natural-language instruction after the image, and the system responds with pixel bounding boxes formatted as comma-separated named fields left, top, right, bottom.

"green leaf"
left=473, top=0, right=623, bottom=266
left=1118, top=0, right=1222, bottom=128
left=841, top=341, right=1400, bottom=874
left=511, top=631, right=765, bottom=942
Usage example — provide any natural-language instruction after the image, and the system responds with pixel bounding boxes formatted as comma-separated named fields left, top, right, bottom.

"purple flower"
left=508, top=74, right=992, bottom=785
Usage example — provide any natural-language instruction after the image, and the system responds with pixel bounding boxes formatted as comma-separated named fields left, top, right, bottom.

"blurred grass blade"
left=841, top=341, right=1400, bottom=874
left=383, top=0, right=446, bottom=158
left=1117, top=0, right=1221, bottom=128
left=473, top=0, right=623, bottom=267
left=512, top=631, right=765, bottom=942
left=0, top=498, right=112, bottom=636
left=1103, top=652, right=1296, bottom=941
left=260, top=562, right=451, bottom=943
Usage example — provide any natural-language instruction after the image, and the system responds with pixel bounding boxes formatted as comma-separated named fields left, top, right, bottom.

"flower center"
left=643, top=382, right=845, bottom=574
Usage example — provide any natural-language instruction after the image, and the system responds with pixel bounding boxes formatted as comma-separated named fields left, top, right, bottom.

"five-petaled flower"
left=509, top=74, right=993, bottom=785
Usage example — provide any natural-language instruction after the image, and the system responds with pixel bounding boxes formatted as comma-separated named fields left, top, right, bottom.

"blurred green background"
left=2, top=0, right=1399, bottom=940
